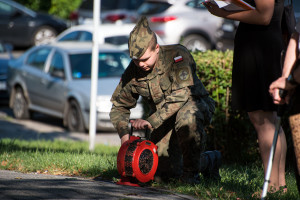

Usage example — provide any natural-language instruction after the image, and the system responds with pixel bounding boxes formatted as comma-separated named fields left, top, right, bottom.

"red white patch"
left=174, top=56, right=183, bottom=63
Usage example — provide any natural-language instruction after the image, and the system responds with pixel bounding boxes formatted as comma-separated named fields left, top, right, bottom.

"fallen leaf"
left=1, top=161, right=8, bottom=166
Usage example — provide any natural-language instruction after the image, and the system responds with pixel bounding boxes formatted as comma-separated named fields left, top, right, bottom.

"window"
left=0, top=2, right=15, bottom=16
left=78, top=31, right=93, bottom=41
left=26, top=48, right=51, bottom=70
left=186, top=0, right=206, bottom=9
left=137, top=2, right=171, bottom=15
left=58, top=31, right=80, bottom=41
left=69, top=52, right=130, bottom=79
left=49, top=51, right=65, bottom=79
left=58, top=31, right=92, bottom=42
left=79, top=0, right=145, bottom=11
left=104, top=36, right=128, bottom=46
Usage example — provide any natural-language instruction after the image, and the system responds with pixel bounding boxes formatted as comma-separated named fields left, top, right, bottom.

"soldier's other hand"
left=130, top=119, right=152, bottom=130
left=121, top=134, right=130, bottom=145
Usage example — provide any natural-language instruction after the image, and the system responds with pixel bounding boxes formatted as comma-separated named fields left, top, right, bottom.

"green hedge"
left=192, top=50, right=259, bottom=163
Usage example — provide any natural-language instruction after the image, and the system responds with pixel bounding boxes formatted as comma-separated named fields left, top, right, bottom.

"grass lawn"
left=0, top=138, right=298, bottom=199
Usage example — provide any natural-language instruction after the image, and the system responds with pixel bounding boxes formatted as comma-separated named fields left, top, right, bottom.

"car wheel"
left=182, top=34, right=212, bottom=52
left=67, top=100, right=85, bottom=132
left=12, top=87, right=30, bottom=119
left=32, top=26, right=57, bottom=46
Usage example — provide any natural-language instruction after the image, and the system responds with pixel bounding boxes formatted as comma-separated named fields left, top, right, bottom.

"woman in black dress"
left=204, top=0, right=287, bottom=194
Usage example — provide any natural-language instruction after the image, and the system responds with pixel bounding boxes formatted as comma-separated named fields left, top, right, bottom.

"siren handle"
left=144, top=126, right=150, bottom=140
left=130, top=124, right=150, bottom=140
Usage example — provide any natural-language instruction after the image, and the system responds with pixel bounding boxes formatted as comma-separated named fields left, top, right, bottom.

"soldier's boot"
left=201, top=150, right=222, bottom=181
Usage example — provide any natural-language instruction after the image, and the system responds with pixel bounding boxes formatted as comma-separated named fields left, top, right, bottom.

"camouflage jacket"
left=110, top=44, right=213, bottom=138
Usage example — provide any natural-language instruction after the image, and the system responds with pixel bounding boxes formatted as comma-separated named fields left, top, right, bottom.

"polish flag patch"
left=174, top=56, right=183, bottom=63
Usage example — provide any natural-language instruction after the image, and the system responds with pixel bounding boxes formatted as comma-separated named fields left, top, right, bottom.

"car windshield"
left=80, top=0, right=145, bottom=11
left=104, top=36, right=129, bottom=46
left=137, top=2, right=171, bottom=15
left=69, top=52, right=130, bottom=79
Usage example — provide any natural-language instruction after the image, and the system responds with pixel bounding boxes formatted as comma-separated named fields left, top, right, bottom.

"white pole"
left=261, top=116, right=281, bottom=199
left=89, top=0, right=101, bottom=151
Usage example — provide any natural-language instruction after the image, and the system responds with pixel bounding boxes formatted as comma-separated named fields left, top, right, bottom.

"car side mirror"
left=10, top=10, right=23, bottom=19
left=3, top=43, right=14, bottom=59
left=4, top=43, right=13, bottom=51
left=51, top=69, right=65, bottom=79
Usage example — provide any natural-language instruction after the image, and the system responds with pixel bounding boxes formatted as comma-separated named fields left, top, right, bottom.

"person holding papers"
left=204, top=0, right=287, bottom=195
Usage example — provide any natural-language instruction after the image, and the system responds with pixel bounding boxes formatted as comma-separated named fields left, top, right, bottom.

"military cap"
left=128, top=16, right=155, bottom=59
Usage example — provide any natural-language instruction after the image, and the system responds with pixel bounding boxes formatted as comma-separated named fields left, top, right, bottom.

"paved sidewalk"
left=0, top=170, right=196, bottom=200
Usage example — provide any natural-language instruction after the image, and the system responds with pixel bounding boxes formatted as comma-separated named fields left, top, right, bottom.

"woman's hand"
left=202, top=1, right=227, bottom=18
left=203, top=0, right=274, bottom=25
left=269, top=77, right=296, bottom=104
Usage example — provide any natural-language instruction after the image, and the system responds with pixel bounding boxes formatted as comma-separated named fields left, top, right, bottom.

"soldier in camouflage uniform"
left=110, top=16, right=221, bottom=184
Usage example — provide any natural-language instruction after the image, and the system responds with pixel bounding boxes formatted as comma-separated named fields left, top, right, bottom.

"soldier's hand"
left=121, top=134, right=130, bottom=145
left=130, top=119, right=152, bottom=130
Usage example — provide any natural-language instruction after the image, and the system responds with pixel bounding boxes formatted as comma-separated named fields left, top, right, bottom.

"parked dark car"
left=0, top=42, right=13, bottom=104
left=0, top=0, right=67, bottom=47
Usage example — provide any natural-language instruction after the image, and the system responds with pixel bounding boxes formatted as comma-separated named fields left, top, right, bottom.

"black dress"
left=231, top=0, right=285, bottom=112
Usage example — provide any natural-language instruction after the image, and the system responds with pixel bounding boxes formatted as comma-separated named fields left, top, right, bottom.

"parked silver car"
left=6, top=42, right=143, bottom=132
left=137, top=0, right=224, bottom=51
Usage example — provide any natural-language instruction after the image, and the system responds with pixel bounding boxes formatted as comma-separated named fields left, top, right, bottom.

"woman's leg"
left=248, top=110, right=286, bottom=191
left=279, top=126, right=287, bottom=191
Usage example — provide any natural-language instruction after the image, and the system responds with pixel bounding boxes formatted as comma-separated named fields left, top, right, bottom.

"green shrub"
left=49, top=0, right=82, bottom=20
left=192, top=50, right=259, bottom=163
left=14, top=0, right=82, bottom=20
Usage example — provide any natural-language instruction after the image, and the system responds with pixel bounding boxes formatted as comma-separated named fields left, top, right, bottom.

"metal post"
left=89, top=0, right=101, bottom=151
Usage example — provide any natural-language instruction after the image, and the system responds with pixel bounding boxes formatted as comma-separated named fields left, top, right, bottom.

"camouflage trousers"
left=150, top=98, right=212, bottom=181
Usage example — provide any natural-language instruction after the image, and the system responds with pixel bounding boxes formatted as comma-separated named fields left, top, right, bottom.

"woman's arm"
left=282, top=32, right=300, bottom=77
left=203, top=0, right=274, bottom=25
left=269, top=33, right=300, bottom=104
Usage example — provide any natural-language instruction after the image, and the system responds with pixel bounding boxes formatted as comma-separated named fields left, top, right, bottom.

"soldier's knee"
left=176, top=110, right=203, bottom=132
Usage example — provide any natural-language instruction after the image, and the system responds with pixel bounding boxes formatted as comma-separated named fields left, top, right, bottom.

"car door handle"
left=8, top=22, right=14, bottom=28
left=22, top=71, right=27, bottom=76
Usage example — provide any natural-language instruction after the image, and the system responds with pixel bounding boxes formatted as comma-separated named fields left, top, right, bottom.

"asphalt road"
left=0, top=105, right=121, bottom=146
left=0, top=170, right=196, bottom=200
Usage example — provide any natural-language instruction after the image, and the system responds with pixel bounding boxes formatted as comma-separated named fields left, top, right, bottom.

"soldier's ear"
left=155, top=44, right=159, bottom=54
